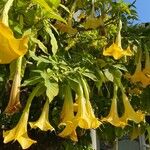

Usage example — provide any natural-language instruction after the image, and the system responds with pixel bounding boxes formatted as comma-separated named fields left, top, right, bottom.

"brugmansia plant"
left=0, top=0, right=150, bottom=149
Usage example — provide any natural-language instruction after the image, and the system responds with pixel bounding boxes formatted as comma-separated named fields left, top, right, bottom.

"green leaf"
left=45, top=28, right=58, bottom=55
left=32, top=0, right=66, bottom=23
left=29, top=51, right=50, bottom=64
left=31, top=37, right=48, bottom=54
left=41, top=72, right=59, bottom=102
left=113, top=64, right=128, bottom=71
left=82, top=72, right=97, bottom=81
left=48, top=0, right=60, bottom=8
left=104, top=69, right=114, bottom=82
left=22, top=76, right=42, bottom=86
left=59, top=4, right=70, bottom=14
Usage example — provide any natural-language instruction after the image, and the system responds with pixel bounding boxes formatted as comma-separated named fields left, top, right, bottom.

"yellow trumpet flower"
left=3, top=109, right=36, bottom=149
left=120, top=93, right=144, bottom=124
left=101, top=85, right=126, bottom=127
left=85, top=99, right=101, bottom=128
left=0, top=22, right=28, bottom=64
left=80, top=77, right=101, bottom=129
left=58, top=85, right=78, bottom=141
left=129, top=51, right=149, bottom=87
left=74, top=95, right=91, bottom=129
left=103, top=43, right=124, bottom=60
left=101, top=97, right=126, bottom=128
left=103, top=20, right=132, bottom=60
left=29, top=100, right=54, bottom=131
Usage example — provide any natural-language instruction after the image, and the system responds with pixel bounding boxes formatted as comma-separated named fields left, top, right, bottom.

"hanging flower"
left=103, top=20, right=132, bottom=60
left=129, top=51, right=149, bottom=87
left=101, top=86, right=126, bottom=127
left=0, top=22, right=28, bottom=64
left=3, top=108, right=36, bottom=149
left=80, top=78, right=101, bottom=129
left=103, top=43, right=124, bottom=60
left=85, top=99, right=101, bottom=128
left=29, top=99, right=54, bottom=131
left=58, top=85, right=78, bottom=142
left=120, top=92, right=144, bottom=124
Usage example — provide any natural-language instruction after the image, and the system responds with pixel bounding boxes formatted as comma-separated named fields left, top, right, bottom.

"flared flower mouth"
left=0, top=22, right=28, bottom=64
left=29, top=100, right=54, bottom=131
left=120, top=92, right=145, bottom=124
left=101, top=96, right=126, bottom=128
left=3, top=109, right=36, bottom=149
left=103, top=19, right=132, bottom=60
left=129, top=50, right=150, bottom=87
left=101, top=85, right=126, bottom=127
left=103, top=43, right=124, bottom=60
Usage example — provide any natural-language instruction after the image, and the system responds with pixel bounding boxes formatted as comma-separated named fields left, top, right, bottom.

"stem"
left=81, top=78, right=89, bottom=101
left=2, top=0, right=14, bottom=26
left=113, top=84, right=118, bottom=99
left=115, top=19, right=122, bottom=47
left=23, top=84, right=42, bottom=112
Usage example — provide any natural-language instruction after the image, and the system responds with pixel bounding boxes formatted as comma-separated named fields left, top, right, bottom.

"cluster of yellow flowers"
left=0, top=1, right=145, bottom=149
left=2, top=77, right=145, bottom=149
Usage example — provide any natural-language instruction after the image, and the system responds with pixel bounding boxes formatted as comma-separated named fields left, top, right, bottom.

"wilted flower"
left=83, top=16, right=104, bottom=29
left=0, top=22, right=28, bottom=64
left=3, top=108, right=36, bottom=149
left=29, top=100, right=54, bottom=131
left=54, top=21, right=77, bottom=35
left=4, top=57, right=22, bottom=115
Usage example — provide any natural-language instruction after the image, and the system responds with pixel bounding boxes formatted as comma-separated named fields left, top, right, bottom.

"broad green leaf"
left=32, top=0, right=66, bottom=23
left=41, top=72, right=59, bottom=102
left=45, top=28, right=58, bottom=55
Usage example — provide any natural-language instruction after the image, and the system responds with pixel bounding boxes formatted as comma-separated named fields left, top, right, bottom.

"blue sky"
left=125, top=0, right=150, bottom=23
